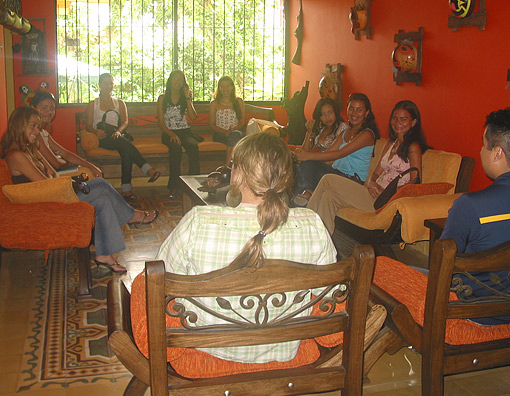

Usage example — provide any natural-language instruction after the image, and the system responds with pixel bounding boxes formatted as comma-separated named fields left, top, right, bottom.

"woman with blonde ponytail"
left=131, top=132, right=337, bottom=368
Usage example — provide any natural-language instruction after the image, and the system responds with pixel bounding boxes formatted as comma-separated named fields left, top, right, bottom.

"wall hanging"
left=0, top=5, right=31, bottom=34
left=448, top=0, right=486, bottom=31
left=291, top=0, right=303, bottom=65
left=349, top=0, right=373, bottom=40
left=319, top=63, right=344, bottom=110
left=392, top=27, right=423, bottom=86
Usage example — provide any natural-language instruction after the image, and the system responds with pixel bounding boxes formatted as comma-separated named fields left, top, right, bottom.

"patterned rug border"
left=17, top=250, right=130, bottom=392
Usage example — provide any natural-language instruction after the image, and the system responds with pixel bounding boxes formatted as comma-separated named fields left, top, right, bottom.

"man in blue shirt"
left=441, top=108, right=510, bottom=325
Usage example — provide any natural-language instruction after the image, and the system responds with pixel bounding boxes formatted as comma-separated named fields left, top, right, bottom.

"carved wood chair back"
left=129, top=244, right=375, bottom=396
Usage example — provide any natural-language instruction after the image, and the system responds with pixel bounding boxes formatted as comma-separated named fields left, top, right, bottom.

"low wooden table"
left=424, top=217, right=446, bottom=267
left=180, top=175, right=229, bottom=215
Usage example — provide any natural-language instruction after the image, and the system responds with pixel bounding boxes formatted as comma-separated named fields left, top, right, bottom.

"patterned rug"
left=17, top=186, right=182, bottom=391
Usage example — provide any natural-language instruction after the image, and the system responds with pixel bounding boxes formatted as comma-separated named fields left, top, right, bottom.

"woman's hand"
left=112, top=131, right=122, bottom=139
left=169, top=133, right=181, bottom=144
left=366, top=180, right=383, bottom=199
left=184, top=86, right=192, bottom=100
left=96, top=129, right=107, bottom=139
left=294, top=149, right=311, bottom=162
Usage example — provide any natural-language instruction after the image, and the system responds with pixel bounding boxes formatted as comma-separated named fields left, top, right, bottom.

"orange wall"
left=288, top=0, right=510, bottom=191
left=0, top=29, right=7, bottom=134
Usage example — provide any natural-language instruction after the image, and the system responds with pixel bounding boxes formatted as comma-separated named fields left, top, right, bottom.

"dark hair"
left=30, top=91, right=56, bottom=108
left=1, top=107, right=41, bottom=159
left=388, top=100, right=431, bottom=161
left=311, top=97, right=344, bottom=136
left=485, top=107, right=510, bottom=163
left=347, top=93, right=380, bottom=139
left=213, top=76, right=242, bottom=121
left=98, top=73, right=113, bottom=85
left=162, top=70, right=188, bottom=116
left=229, top=133, right=294, bottom=269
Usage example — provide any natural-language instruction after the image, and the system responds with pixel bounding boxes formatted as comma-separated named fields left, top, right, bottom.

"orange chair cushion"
left=131, top=273, right=325, bottom=378
left=2, top=176, right=79, bottom=204
left=374, top=257, right=510, bottom=345
left=375, top=182, right=454, bottom=213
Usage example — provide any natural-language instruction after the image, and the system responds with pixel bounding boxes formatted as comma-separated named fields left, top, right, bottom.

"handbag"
left=71, top=173, right=90, bottom=194
left=373, top=167, right=420, bottom=210
left=96, top=109, right=134, bottom=141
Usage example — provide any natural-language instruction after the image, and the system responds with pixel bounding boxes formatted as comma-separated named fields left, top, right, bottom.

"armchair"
left=0, top=159, right=95, bottom=296
left=334, top=139, right=475, bottom=256
left=107, top=245, right=387, bottom=396
left=365, top=239, right=510, bottom=396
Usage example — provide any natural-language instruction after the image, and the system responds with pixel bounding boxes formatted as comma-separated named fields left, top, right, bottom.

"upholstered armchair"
left=334, top=139, right=475, bottom=256
left=0, top=159, right=95, bottom=296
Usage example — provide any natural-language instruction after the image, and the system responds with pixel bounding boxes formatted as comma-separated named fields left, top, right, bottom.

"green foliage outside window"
left=56, top=0, right=286, bottom=104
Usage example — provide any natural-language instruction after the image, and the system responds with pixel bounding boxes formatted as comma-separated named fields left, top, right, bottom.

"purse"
left=373, top=167, right=419, bottom=210
left=96, top=109, right=134, bottom=141
left=71, top=173, right=90, bottom=194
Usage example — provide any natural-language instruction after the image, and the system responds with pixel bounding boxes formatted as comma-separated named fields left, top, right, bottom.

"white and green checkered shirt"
left=156, top=203, right=336, bottom=364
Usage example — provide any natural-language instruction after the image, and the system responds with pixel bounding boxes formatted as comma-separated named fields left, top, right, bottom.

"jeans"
left=213, top=130, right=244, bottom=147
left=162, top=128, right=200, bottom=190
left=295, top=160, right=364, bottom=195
left=99, top=135, right=151, bottom=192
left=76, top=178, right=135, bottom=256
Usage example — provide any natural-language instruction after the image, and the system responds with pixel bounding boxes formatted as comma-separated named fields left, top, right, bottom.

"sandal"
left=129, top=210, right=159, bottom=225
left=148, top=171, right=161, bottom=183
left=293, top=190, right=312, bottom=207
left=94, top=259, right=127, bottom=274
left=122, top=192, right=137, bottom=202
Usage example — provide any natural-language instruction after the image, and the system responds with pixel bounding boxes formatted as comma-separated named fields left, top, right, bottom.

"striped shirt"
left=156, top=204, right=336, bottom=363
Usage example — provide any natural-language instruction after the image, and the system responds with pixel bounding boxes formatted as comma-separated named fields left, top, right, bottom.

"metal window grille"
left=56, top=0, right=286, bottom=104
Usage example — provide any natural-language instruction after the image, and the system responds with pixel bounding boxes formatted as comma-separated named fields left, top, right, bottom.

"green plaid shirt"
left=156, top=204, right=336, bottom=363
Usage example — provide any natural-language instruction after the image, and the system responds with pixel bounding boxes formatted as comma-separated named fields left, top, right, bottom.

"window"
left=56, top=0, right=287, bottom=104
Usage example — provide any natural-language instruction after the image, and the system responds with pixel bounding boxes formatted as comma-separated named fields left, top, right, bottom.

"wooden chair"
left=108, top=245, right=385, bottom=396
left=365, top=239, right=510, bottom=396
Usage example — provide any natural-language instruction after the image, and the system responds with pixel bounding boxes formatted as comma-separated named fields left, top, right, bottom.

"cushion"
left=130, top=273, right=321, bottom=378
left=80, top=130, right=100, bottom=151
left=2, top=176, right=79, bottom=204
left=375, top=182, right=454, bottom=213
left=374, top=256, right=510, bottom=345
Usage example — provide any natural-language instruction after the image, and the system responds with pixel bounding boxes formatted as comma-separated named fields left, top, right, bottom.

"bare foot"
left=128, top=209, right=158, bottom=224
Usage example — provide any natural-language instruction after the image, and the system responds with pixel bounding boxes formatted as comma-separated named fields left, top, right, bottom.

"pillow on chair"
left=375, top=182, right=454, bottom=213
left=80, top=130, right=100, bottom=151
left=2, top=176, right=79, bottom=204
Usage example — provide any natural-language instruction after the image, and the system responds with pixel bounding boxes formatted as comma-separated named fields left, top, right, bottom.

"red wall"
left=0, top=29, right=7, bottom=134
left=288, top=0, right=510, bottom=191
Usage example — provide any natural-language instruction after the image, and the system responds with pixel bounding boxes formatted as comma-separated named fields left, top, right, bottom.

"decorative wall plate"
left=449, top=0, right=476, bottom=18
left=392, top=41, right=417, bottom=73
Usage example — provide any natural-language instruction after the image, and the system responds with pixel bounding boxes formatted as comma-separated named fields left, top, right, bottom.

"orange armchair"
left=0, top=159, right=95, bottom=296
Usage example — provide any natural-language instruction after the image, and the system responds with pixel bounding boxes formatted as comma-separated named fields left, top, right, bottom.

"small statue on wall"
left=291, top=0, right=303, bottom=65
left=282, top=81, right=309, bottom=145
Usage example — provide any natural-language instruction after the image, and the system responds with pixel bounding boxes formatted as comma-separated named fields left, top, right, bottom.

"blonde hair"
left=1, top=107, right=42, bottom=159
left=229, top=133, right=294, bottom=268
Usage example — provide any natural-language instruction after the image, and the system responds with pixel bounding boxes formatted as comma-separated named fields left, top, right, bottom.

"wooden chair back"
left=143, top=244, right=375, bottom=396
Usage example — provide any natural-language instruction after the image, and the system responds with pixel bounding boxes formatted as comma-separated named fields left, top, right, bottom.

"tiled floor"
left=1, top=184, right=509, bottom=396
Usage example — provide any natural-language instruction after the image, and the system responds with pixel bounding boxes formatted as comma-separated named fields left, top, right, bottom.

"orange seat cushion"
left=374, top=256, right=510, bottom=345
left=131, top=273, right=327, bottom=378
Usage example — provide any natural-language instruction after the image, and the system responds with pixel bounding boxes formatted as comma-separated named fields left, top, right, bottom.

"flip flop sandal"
left=148, top=171, right=161, bottom=183
left=132, top=210, right=159, bottom=225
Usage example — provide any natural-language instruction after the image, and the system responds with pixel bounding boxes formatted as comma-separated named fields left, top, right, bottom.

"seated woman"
left=1, top=107, right=159, bottom=273
left=131, top=132, right=337, bottom=371
left=308, top=100, right=430, bottom=234
left=158, top=70, right=199, bottom=199
left=31, top=91, right=103, bottom=178
left=300, top=97, right=348, bottom=154
left=86, top=73, right=160, bottom=201
left=293, top=93, right=379, bottom=206
left=209, top=76, right=246, bottom=165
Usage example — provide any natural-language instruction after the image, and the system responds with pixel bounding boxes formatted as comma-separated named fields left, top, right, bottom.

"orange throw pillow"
left=375, top=182, right=454, bottom=213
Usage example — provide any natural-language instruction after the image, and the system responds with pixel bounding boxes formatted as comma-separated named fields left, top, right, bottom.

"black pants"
left=99, top=135, right=148, bottom=186
left=162, top=128, right=200, bottom=190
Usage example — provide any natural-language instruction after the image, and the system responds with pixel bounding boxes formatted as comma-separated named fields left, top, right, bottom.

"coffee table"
left=180, top=175, right=229, bottom=215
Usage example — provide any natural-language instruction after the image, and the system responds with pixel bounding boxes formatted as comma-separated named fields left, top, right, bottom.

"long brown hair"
left=229, top=132, right=294, bottom=268
left=0, top=107, right=42, bottom=159
left=213, top=76, right=242, bottom=121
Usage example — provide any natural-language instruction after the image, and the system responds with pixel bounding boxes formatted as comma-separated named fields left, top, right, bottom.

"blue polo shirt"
left=441, top=172, right=510, bottom=325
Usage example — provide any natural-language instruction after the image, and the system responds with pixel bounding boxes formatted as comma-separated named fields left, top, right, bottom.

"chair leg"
left=124, top=376, right=149, bottom=396
left=363, top=327, right=407, bottom=376
left=76, top=247, right=92, bottom=297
